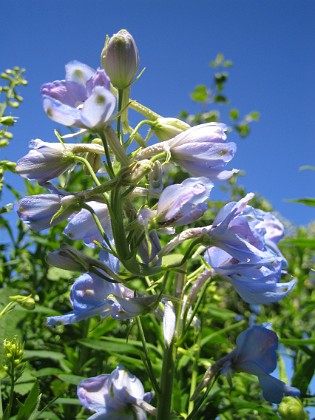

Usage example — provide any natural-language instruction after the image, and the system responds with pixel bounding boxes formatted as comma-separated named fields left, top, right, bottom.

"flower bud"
left=120, top=160, right=154, bottom=185
left=278, top=397, right=306, bottom=420
left=9, top=294, right=35, bottom=310
left=151, top=117, right=190, bottom=141
left=101, top=29, right=139, bottom=89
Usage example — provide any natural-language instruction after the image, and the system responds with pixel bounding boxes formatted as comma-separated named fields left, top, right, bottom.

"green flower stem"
left=103, top=126, right=129, bottom=166
left=136, top=317, right=161, bottom=395
left=188, top=332, right=201, bottom=415
left=73, top=155, right=101, bottom=187
left=0, top=301, right=16, bottom=319
left=99, top=130, right=115, bottom=178
left=116, top=88, right=123, bottom=142
left=157, top=342, right=177, bottom=420
left=120, top=86, right=131, bottom=135
left=157, top=271, right=184, bottom=420
left=4, top=366, right=15, bottom=420
left=109, top=185, right=130, bottom=262
left=128, top=119, right=154, bottom=147
left=129, top=100, right=161, bottom=120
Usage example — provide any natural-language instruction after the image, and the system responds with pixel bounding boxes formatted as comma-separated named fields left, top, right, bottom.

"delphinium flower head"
left=41, top=60, right=116, bottom=130
left=220, top=326, right=300, bottom=404
left=101, top=29, right=139, bottom=89
left=77, top=365, right=154, bottom=419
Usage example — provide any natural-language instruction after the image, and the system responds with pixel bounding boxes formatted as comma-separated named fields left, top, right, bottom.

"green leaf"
left=287, top=197, right=315, bottom=207
left=292, top=356, right=315, bottom=394
left=300, top=165, right=315, bottom=171
left=57, top=374, right=85, bottom=385
left=229, top=108, right=239, bottom=121
left=282, top=238, right=315, bottom=249
left=23, top=350, right=66, bottom=361
left=190, top=85, right=209, bottom=103
left=280, top=338, right=315, bottom=346
left=16, top=381, right=41, bottom=420
left=213, top=94, right=228, bottom=104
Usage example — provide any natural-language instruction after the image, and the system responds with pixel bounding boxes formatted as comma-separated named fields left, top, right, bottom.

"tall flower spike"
left=41, top=60, right=116, bottom=130
left=220, top=326, right=300, bottom=404
left=77, top=365, right=154, bottom=419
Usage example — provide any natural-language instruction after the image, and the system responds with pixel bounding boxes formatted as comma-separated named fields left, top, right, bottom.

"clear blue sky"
left=1, top=0, right=314, bottom=226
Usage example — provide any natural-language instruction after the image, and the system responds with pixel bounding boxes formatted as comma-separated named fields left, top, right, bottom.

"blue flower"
left=64, top=201, right=113, bottom=247
left=16, top=139, right=105, bottom=183
left=155, top=177, right=213, bottom=227
left=47, top=272, right=159, bottom=326
left=208, top=193, right=287, bottom=264
left=16, top=192, right=78, bottom=231
left=77, top=365, right=154, bottom=419
left=41, top=60, right=116, bottom=130
left=204, top=247, right=295, bottom=304
left=167, top=123, right=238, bottom=181
left=222, top=326, right=300, bottom=404
left=135, top=123, right=238, bottom=182
left=15, top=139, right=75, bottom=183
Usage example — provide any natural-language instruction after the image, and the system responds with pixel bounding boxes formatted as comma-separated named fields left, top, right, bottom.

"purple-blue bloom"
left=16, top=193, right=78, bottom=231
left=167, top=123, right=238, bottom=181
left=64, top=201, right=112, bottom=247
left=204, top=247, right=296, bottom=304
left=46, top=272, right=159, bottom=326
left=15, top=139, right=75, bottom=183
left=77, top=365, right=153, bottom=419
left=15, top=139, right=105, bottom=183
left=41, top=60, right=116, bottom=130
left=208, top=193, right=287, bottom=264
left=155, top=177, right=213, bottom=227
left=222, top=326, right=300, bottom=404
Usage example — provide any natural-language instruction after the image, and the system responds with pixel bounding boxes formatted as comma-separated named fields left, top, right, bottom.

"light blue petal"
left=65, top=60, right=95, bottom=84
left=80, top=86, right=116, bottom=129
left=42, top=96, right=81, bottom=127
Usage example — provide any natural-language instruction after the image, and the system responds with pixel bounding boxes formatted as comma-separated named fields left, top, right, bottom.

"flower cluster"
left=14, top=29, right=300, bottom=418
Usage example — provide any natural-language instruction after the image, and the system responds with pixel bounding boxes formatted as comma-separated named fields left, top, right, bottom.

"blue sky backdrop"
left=1, top=0, right=314, bottom=226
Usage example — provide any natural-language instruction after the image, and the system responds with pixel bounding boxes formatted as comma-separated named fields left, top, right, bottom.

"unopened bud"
left=151, top=117, right=190, bottom=141
left=9, top=294, right=35, bottom=310
left=278, top=397, right=306, bottom=420
left=84, top=152, right=102, bottom=175
left=101, top=29, right=139, bottom=89
left=120, top=160, right=153, bottom=185
left=0, top=116, right=16, bottom=126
